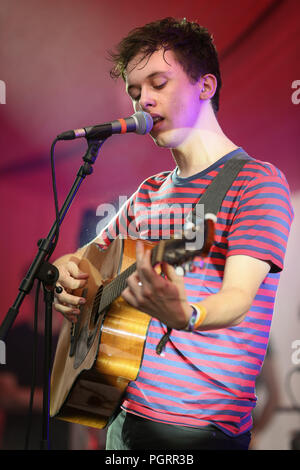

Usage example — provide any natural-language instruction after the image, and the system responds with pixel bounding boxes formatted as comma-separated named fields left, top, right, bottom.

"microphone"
left=57, top=111, right=153, bottom=141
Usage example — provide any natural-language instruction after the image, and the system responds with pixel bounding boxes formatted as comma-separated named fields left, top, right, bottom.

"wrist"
left=181, top=304, right=207, bottom=332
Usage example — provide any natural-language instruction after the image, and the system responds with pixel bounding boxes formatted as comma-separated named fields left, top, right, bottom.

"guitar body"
left=50, top=217, right=214, bottom=429
left=50, top=237, right=152, bottom=429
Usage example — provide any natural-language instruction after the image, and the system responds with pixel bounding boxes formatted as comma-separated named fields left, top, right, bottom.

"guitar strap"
left=190, top=150, right=251, bottom=223
left=156, top=151, right=251, bottom=354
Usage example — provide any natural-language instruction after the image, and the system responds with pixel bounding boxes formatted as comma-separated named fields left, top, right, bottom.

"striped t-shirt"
left=99, top=148, right=293, bottom=436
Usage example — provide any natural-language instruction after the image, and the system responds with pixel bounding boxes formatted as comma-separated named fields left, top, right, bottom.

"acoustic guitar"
left=50, top=218, right=214, bottom=429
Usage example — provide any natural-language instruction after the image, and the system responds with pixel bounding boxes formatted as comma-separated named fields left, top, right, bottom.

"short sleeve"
left=227, top=171, right=294, bottom=273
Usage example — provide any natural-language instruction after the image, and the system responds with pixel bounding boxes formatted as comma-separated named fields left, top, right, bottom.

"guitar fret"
left=99, top=262, right=137, bottom=312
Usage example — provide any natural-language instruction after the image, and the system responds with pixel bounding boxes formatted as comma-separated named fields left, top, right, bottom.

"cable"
left=24, top=137, right=60, bottom=449
left=47, top=137, right=60, bottom=260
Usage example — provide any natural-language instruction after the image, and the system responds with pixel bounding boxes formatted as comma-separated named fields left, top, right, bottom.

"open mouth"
left=152, top=115, right=164, bottom=128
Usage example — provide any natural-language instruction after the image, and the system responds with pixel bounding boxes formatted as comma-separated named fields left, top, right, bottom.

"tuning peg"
left=175, top=265, right=185, bottom=276
left=184, top=261, right=196, bottom=273
left=184, top=220, right=196, bottom=232
left=175, top=261, right=196, bottom=277
left=183, top=221, right=197, bottom=241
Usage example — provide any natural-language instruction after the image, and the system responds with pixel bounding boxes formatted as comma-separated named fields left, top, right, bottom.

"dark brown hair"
left=109, top=17, right=222, bottom=112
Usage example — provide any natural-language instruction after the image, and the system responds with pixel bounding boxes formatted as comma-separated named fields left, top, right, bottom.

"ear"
left=199, top=74, right=217, bottom=101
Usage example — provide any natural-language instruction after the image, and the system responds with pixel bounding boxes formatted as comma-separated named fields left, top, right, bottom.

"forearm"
left=193, top=287, right=253, bottom=331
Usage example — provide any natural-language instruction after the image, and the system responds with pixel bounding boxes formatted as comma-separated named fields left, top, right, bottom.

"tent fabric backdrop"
left=0, top=0, right=299, bottom=450
left=0, top=0, right=299, bottom=320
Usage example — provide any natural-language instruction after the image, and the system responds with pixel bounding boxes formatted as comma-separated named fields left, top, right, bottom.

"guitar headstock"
left=151, top=214, right=215, bottom=268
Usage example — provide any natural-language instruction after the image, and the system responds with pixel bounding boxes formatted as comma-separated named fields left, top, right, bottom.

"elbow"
left=230, top=313, right=247, bottom=326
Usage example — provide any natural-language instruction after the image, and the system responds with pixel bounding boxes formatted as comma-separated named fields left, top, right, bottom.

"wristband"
left=183, top=304, right=207, bottom=332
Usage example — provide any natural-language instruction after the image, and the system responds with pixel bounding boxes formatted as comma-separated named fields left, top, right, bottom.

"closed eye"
left=129, top=82, right=167, bottom=102
left=153, top=82, right=167, bottom=90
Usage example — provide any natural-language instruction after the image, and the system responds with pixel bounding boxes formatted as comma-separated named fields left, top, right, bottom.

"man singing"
left=53, top=18, right=293, bottom=450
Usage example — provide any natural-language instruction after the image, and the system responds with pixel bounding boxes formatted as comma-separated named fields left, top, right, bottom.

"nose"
left=138, top=86, right=156, bottom=111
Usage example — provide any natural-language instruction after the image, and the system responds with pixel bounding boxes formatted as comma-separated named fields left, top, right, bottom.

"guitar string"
left=100, top=262, right=137, bottom=309
left=90, top=233, right=200, bottom=320
left=96, top=243, right=159, bottom=313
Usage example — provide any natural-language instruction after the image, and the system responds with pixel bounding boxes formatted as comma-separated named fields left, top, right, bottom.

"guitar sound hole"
left=90, top=285, right=103, bottom=328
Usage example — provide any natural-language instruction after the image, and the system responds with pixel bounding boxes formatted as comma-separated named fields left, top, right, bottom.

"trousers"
left=106, top=409, right=251, bottom=450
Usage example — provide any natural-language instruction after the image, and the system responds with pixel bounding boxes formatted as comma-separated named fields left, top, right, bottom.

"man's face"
left=125, top=48, right=203, bottom=149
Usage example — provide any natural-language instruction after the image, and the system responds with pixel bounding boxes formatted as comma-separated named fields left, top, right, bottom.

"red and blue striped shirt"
left=99, top=148, right=293, bottom=436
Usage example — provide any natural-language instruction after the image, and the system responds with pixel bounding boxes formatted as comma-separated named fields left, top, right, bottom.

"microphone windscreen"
left=133, top=111, right=153, bottom=135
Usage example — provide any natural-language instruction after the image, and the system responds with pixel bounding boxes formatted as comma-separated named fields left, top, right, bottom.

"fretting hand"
left=122, top=240, right=192, bottom=329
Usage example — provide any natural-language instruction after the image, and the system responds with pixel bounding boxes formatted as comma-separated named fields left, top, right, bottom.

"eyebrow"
left=126, top=71, right=170, bottom=94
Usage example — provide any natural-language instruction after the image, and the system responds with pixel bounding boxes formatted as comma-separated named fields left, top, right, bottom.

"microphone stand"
left=0, top=137, right=106, bottom=449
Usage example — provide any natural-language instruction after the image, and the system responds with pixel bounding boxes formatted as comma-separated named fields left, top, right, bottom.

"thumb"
left=68, top=257, right=89, bottom=279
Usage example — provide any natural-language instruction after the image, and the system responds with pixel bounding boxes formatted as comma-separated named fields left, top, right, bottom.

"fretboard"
left=97, top=242, right=161, bottom=314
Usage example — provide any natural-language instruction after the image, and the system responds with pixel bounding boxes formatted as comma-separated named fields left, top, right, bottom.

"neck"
left=171, top=104, right=238, bottom=178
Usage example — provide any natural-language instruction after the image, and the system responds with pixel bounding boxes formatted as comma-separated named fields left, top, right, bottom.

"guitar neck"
left=97, top=220, right=214, bottom=315
left=98, top=262, right=136, bottom=312
left=98, top=242, right=163, bottom=313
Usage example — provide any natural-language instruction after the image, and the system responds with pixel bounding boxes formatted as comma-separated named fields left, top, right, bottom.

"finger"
left=135, top=242, right=156, bottom=284
left=55, top=289, right=86, bottom=307
left=135, top=240, right=145, bottom=264
left=53, top=301, right=81, bottom=322
left=161, top=262, right=178, bottom=281
left=122, top=286, right=139, bottom=308
left=58, top=272, right=87, bottom=292
left=126, top=272, right=145, bottom=301
left=53, top=299, right=81, bottom=313
left=68, top=259, right=89, bottom=279
left=63, top=312, right=79, bottom=323
left=126, top=270, right=141, bottom=287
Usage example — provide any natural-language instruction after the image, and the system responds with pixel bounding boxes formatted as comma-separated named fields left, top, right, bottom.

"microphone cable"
left=24, top=137, right=60, bottom=449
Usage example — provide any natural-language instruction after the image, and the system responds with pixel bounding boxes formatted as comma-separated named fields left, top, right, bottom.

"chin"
left=152, top=128, right=190, bottom=149
left=152, top=137, right=173, bottom=148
